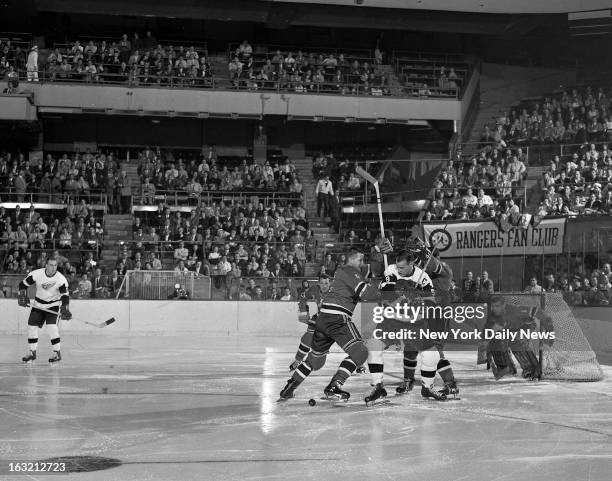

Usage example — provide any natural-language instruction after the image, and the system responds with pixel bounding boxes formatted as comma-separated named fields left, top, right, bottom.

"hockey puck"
left=308, top=398, right=316, bottom=406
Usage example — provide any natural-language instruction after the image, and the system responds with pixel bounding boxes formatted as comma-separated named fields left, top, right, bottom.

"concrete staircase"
left=100, top=214, right=133, bottom=271
left=524, top=166, right=545, bottom=213
left=209, top=54, right=233, bottom=89
left=292, top=157, right=339, bottom=271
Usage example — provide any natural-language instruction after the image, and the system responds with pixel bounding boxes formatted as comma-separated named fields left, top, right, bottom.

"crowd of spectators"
left=228, top=40, right=391, bottom=96
left=479, top=85, right=612, bottom=150
left=400, top=64, right=464, bottom=98
left=454, top=265, right=612, bottom=306
left=425, top=147, right=527, bottom=223
left=124, top=199, right=311, bottom=298
left=0, top=148, right=135, bottom=214
left=135, top=146, right=304, bottom=200
left=1, top=35, right=213, bottom=87
left=540, top=265, right=612, bottom=306
left=536, top=143, right=612, bottom=216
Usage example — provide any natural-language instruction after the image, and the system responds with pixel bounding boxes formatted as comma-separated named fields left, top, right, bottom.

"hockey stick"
left=355, top=165, right=388, bottom=269
left=31, top=305, right=116, bottom=329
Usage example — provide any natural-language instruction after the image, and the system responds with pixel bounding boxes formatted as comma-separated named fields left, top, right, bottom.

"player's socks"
left=331, top=357, right=357, bottom=385
left=437, top=358, right=459, bottom=394
left=403, top=351, right=418, bottom=381
left=367, top=363, right=384, bottom=385
left=295, top=342, right=309, bottom=361
left=50, top=337, right=61, bottom=353
left=28, top=337, right=38, bottom=352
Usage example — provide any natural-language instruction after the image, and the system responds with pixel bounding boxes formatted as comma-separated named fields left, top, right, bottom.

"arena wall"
left=1, top=300, right=609, bottom=364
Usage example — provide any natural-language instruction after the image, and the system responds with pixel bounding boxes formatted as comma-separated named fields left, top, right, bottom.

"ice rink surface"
left=0, top=334, right=610, bottom=481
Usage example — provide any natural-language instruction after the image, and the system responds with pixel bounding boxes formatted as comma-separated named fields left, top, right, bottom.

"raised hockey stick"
left=31, top=305, right=116, bottom=329
left=355, top=165, right=388, bottom=269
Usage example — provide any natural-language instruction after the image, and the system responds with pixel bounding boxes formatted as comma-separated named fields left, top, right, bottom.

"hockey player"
left=19, top=258, right=72, bottom=364
left=290, top=274, right=331, bottom=370
left=405, top=243, right=459, bottom=397
left=279, top=249, right=381, bottom=402
left=479, top=295, right=553, bottom=380
left=365, top=250, right=442, bottom=403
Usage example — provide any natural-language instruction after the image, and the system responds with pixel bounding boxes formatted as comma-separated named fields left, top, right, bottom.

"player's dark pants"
left=292, top=312, right=368, bottom=385
left=27, top=306, right=61, bottom=353
left=28, top=306, right=59, bottom=327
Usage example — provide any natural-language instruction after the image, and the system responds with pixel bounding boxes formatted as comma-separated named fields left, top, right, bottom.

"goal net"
left=503, top=293, right=604, bottom=382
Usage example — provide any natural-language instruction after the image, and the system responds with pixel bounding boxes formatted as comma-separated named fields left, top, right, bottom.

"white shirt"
left=315, top=179, right=334, bottom=196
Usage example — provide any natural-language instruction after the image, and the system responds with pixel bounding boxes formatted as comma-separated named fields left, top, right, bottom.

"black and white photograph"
left=0, top=0, right=611, bottom=479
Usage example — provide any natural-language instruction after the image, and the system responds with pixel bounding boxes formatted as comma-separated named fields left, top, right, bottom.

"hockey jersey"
left=320, top=265, right=377, bottom=316
left=380, top=264, right=434, bottom=293
left=21, top=268, right=69, bottom=309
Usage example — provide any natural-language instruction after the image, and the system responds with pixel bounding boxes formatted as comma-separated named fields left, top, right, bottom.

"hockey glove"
left=60, top=305, right=72, bottom=321
left=18, top=290, right=30, bottom=308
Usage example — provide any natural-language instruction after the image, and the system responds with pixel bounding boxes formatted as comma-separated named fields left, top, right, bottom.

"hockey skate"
left=22, top=350, right=36, bottom=364
left=289, top=360, right=301, bottom=371
left=323, top=380, right=350, bottom=402
left=440, top=381, right=459, bottom=398
left=48, top=351, right=61, bottom=365
left=355, top=366, right=366, bottom=375
left=395, top=379, right=415, bottom=395
left=278, top=378, right=299, bottom=402
left=421, top=385, right=447, bottom=401
left=365, top=383, right=388, bottom=406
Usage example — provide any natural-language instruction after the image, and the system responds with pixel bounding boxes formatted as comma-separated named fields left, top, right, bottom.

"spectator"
left=26, top=46, right=38, bottom=82
left=461, top=271, right=477, bottom=301
left=315, top=175, right=334, bottom=217
left=524, top=277, right=544, bottom=294
left=480, top=271, right=494, bottom=299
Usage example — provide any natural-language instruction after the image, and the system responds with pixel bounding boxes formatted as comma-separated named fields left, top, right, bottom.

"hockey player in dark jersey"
left=479, top=295, right=553, bottom=380
left=290, top=274, right=331, bottom=370
left=407, top=244, right=459, bottom=397
left=279, top=249, right=380, bottom=402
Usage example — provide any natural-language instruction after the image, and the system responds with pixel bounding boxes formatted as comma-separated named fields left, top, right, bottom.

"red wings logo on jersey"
left=41, top=281, right=56, bottom=290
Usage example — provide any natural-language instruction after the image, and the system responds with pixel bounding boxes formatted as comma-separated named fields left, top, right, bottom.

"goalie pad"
left=512, top=349, right=540, bottom=379
left=487, top=350, right=517, bottom=380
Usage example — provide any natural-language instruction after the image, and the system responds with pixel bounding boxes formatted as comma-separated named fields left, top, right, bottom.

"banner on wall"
left=422, top=218, right=566, bottom=257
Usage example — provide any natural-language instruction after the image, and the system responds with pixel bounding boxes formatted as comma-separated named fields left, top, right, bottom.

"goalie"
left=479, top=295, right=554, bottom=380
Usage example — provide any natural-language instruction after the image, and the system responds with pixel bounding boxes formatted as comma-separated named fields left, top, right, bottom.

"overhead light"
left=375, top=118, right=386, bottom=124
left=344, top=117, right=355, bottom=123
left=151, top=119, right=160, bottom=124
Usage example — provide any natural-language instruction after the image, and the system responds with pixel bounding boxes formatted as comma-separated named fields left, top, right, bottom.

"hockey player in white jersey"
left=365, top=248, right=458, bottom=403
left=19, top=257, right=72, bottom=364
